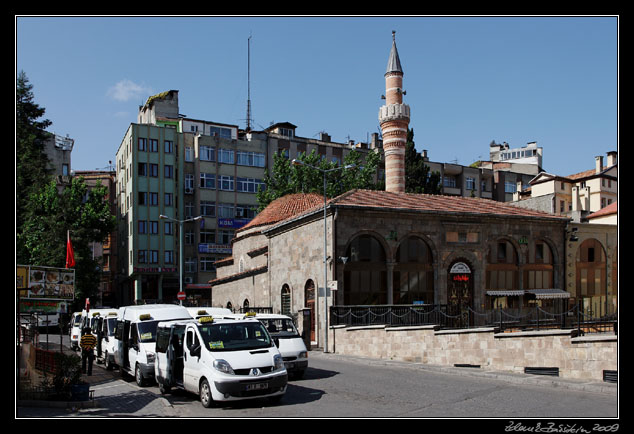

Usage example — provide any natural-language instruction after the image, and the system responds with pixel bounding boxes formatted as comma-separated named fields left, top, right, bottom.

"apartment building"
left=512, top=151, right=617, bottom=221
left=118, top=90, right=375, bottom=305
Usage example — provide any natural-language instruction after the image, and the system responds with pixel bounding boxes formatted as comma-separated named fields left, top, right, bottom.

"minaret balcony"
left=378, top=103, right=410, bottom=123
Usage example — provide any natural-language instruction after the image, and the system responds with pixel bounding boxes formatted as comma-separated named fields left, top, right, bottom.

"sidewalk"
left=16, top=344, right=178, bottom=418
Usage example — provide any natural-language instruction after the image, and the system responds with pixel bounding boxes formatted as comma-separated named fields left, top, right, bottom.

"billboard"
left=17, top=265, right=75, bottom=301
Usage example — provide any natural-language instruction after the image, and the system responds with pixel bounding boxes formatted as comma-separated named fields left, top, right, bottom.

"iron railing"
left=330, top=302, right=617, bottom=335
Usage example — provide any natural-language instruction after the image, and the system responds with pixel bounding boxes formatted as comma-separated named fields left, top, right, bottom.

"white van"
left=114, top=305, right=192, bottom=386
left=96, top=310, right=120, bottom=370
left=69, top=312, right=83, bottom=350
left=154, top=315, right=287, bottom=407
left=247, top=313, right=308, bottom=379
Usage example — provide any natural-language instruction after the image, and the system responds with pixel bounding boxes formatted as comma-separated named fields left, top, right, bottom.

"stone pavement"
left=16, top=347, right=178, bottom=418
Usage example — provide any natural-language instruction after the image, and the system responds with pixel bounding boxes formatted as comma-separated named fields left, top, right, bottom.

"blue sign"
left=218, top=218, right=251, bottom=229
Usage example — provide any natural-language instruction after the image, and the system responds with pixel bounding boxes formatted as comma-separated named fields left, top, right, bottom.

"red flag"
left=66, top=232, right=75, bottom=268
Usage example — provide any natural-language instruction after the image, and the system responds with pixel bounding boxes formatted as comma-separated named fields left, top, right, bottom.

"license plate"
left=246, top=382, right=268, bottom=391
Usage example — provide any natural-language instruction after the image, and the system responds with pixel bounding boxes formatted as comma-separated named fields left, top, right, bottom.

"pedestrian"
left=80, top=326, right=97, bottom=376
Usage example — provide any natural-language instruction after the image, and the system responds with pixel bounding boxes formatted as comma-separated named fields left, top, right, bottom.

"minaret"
left=379, top=31, right=410, bottom=193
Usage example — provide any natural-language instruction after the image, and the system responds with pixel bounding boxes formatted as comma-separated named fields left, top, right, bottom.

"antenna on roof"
left=246, top=34, right=252, bottom=132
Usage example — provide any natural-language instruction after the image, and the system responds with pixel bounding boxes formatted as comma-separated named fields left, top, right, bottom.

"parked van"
left=114, top=304, right=192, bottom=386
left=69, top=312, right=83, bottom=350
left=155, top=315, right=287, bottom=407
left=246, top=313, right=308, bottom=379
left=95, top=310, right=120, bottom=370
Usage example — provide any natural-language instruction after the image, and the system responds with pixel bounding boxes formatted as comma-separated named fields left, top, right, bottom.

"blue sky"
left=16, top=16, right=618, bottom=177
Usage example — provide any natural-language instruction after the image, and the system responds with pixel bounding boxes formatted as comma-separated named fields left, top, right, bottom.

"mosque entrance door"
left=447, top=260, right=474, bottom=328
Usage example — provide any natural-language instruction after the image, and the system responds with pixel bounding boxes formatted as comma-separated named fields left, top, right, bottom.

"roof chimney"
left=595, top=155, right=604, bottom=174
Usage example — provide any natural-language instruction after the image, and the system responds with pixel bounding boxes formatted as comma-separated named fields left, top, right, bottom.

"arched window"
left=393, top=236, right=434, bottom=304
left=575, top=238, right=608, bottom=315
left=281, top=284, right=291, bottom=315
left=486, top=239, right=519, bottom=291
left=343, top=234, right=387, bottom=304
left=524, top=240, right=554, bottom=289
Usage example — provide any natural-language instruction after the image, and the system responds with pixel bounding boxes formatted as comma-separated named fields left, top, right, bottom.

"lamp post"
left=159, top=214, right=203, bottom=305
left=291, top=159, right=356, bottom=352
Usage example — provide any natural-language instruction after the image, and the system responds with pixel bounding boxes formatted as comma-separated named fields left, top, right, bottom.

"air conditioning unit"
left=184, top=277, right=193, bottom=284
left=185, top=187, right=194, bottom=194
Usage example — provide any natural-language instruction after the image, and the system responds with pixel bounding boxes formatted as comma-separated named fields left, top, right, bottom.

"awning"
left=525, top=289, right=571, bottom=299
left=485, top=290, right=525, bottom=297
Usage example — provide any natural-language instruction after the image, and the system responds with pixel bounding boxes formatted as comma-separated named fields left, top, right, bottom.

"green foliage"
left=404, top=128, right=441, bottom=194
left=41, top=352, right=83, bottom=400
left=256, top=148, right=382, bottom=211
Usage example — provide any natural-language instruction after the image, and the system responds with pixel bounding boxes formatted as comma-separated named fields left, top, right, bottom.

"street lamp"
left=159, top=214, right=203, bottom=305
left=291, top=159, right=356, bottom=352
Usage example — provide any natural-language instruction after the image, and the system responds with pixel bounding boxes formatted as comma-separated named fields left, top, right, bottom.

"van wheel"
left=199, top=379, right=214, bottom=408
left=135, top=364, right=145, bottom=386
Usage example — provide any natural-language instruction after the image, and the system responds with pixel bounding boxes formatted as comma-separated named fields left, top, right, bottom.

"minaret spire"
left=379, top=31, right=410, bottom=193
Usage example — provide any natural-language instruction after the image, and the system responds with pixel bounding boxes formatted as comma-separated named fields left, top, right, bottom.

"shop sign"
left=449, top=262, right=471, bottom=274
left=198, top=243, right=232, bottom=254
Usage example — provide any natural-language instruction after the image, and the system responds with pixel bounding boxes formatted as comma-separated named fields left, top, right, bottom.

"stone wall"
left=330, top=325, right=617, bottom=381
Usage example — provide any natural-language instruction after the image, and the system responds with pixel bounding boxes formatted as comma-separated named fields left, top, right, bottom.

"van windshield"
left=137, top=321, right=160, bottom=343
left=73, top=315, right=82, bottom=326
left=198, top=321, right=272, bottom=352
left=258, top=318, right=300, bottom=338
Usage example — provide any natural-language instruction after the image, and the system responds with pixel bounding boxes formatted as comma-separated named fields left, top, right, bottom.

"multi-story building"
left=73, top=169, right=118, bottom=307
left=43, top=132, right=74, bottom=188
left=115, top=123, right=185, bottom=305
left=119, top=90, right=377, bottom=305
left=512, top=151, right=617, bottom=221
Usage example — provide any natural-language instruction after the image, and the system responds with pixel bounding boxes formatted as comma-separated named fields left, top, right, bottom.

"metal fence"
left=330, top=302, right=617, bottom=335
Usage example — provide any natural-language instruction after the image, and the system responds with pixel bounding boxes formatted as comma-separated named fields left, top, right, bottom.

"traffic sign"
left=177, top=291, right=186, bottom=300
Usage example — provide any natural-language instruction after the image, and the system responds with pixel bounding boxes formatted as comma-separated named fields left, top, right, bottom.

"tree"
left=16, top=71, right=53, bottom=259
left=18, top=176, right=117, bottom=307
left=404, top=128, right=441, bottom=194
left=257, top=148, right=382, bottom=211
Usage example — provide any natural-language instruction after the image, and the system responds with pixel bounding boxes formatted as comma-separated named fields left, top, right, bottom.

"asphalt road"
left=17, top=334, right=619, bottom=420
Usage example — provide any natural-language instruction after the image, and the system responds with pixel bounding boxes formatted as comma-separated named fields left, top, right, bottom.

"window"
left=149, top=139, right=158, bottom=152
left=218, top=204, right=235, bottom=219
left=344, top=234, right=387, bottom=305
left=201, top=201, right=215, bottom=217
left=200, top=173, right=215, bottom=189
left=149, top=192, right=158, bottom=206
left=466, top=177, right=476, bottom=190
left=237, top=151, right=265, bottom=167
left=164, top=193, right=173, bottom=207
left=138, top=192, right=147, bottom=205
left=443, top=176, right=456, bottom=188
left=185, top=174, right=194, bottom=190
left=237, top=177, right=265, bottom=193
left=150, top=164, right=158, bottom=177
left=138, top=250, right=148, bottom=263
left=219, top=175, right=234, bottom=191
left=185, top=147, right=193, bottom=162
left=218, top=230, right=234, bottom=245
left=200, top=145, right=215, bottom=161
left=138, top=162, right=147, bottom=176
left=164, top=165, right=173, bottom=178
left=164, top=221, right=173, bottom=235
left=164, top=140, right=173, bottom=153
left=164, top=250, right=174, bottom=264
left=138, top=221, right=147, bottom=234
left=209, top=126, right=232, bottom=139
left=200, top=230, right=216, bottom=244
left=200, top=257, right=216, bottom=272
left=138, top=138, right=147, bottom=151
left=504, top=182, right=517, bottom=193
left=150, top=250, right=159, bottom=264
left=218, top=149, right=234, bottom=164
left=149, top=221, right=159, bottom=234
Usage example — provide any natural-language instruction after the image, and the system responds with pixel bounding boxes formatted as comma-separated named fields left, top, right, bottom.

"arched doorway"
left=447, top=260, right=474, bottom=327
left=281, top=284, right=291, bottom=316
left=304, top=280, right=315, bottom=342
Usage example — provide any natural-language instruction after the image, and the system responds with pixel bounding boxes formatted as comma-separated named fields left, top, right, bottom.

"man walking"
left=80, top=326, right=97, bottom=376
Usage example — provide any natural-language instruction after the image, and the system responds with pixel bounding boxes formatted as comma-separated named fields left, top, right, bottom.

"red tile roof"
left=238, top=192, right=325, bottom=233
left=328, top=189, right=566, bottom=220
left=587, top=201, right=617, bottom=219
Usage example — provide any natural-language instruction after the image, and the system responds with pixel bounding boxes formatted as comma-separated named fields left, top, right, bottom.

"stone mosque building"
left=210, top=33, right=572, bottom=350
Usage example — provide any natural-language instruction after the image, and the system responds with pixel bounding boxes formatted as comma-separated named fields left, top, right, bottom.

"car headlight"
left=273, top=354, right=285, bottom=371
left=213, top=359, right=235, bottom=375
left=299, top=351, right=308, bottom=359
